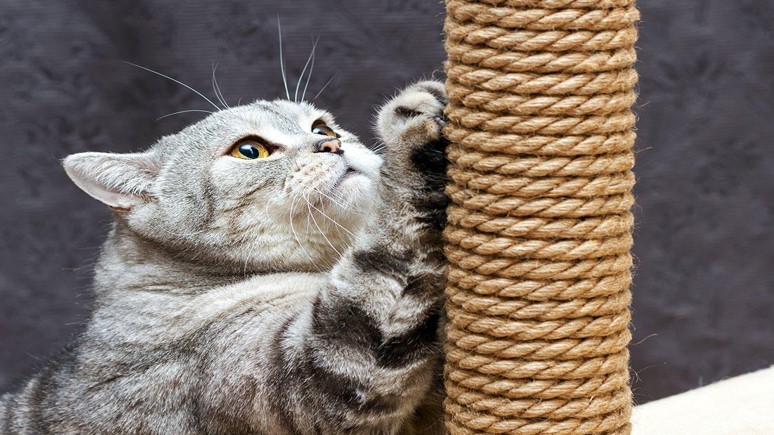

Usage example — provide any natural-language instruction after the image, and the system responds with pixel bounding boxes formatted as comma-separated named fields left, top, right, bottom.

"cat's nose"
left=316, top=139, right=343, bottom=155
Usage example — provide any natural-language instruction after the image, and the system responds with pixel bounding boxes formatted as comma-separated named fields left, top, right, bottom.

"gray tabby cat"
left=0, top=80, right=449, bottom=434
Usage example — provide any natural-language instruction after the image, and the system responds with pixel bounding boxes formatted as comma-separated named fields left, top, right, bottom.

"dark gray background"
left=1, top=0, right=772, bottom=405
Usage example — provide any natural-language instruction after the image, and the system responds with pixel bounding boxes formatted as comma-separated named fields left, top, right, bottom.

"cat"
left=0, top=80, right=450, bottom=434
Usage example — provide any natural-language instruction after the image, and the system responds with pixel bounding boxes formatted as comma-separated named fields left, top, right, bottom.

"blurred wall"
left=1, top=0, right=772, bottom=404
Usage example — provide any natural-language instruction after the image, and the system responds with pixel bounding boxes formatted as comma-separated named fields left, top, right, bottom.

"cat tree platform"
left=632, top=365, right=774, bottom=434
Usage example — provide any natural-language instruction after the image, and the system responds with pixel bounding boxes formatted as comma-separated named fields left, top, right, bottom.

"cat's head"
left=63, top=100, right=383, bottom=273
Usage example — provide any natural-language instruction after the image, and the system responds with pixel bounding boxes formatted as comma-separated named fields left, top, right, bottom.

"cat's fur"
left=0, top=81, right=449, bottom=434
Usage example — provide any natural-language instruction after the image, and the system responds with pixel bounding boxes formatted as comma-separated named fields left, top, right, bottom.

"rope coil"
left=442, top=0, right=638, bottom=433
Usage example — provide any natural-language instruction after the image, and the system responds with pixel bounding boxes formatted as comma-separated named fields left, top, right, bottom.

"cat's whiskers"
left=156, top=109, right=214, bottom=121
left=300, top=197, right=333, bottom=272
left=371, top=139, right=387, bottom=154
left=277, top=18, right=291, bottom=101
left=312, top=186, right=346, bottom=210
left=301, top=42, right=317, bottom=102
left=304, top=208, right=312, bottom=242
left=123, top=61, right=222, bottom=111
left=304, top=193, right=342, bottom=259
left=211, top=62, right=230, bottom=109
left=305, top=212, right=332, bottom=272
left=307, top=199, right=356, bottom=239
left=295, top=38, right=318, bottom=103
left=289, top=193, right=316, bottom=266
left=314, top=73, right=337, bottom=101
left=311, top=186, right=367, bottom=219
left=318, top=195, right=357, bottom=248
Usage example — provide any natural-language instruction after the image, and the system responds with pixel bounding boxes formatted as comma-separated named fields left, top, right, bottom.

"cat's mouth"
left=334, top=167, right=360, bottom=188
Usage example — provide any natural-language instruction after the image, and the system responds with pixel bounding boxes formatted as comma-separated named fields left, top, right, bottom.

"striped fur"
left=1, top=81, right=448, bottom=434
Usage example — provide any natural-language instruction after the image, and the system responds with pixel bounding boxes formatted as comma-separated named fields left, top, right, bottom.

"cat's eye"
left=230, top=139, right=272, bottom=160
left=312, top=120, right=339, bottom=138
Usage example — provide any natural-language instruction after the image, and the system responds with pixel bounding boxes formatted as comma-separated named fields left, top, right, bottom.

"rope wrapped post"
left=442, top=1, right=639, bottom=433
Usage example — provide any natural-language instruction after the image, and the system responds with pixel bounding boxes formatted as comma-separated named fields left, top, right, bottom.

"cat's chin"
left=332, top=172, right=375, bottom=204
left=324, top=171, right=377, bottom=221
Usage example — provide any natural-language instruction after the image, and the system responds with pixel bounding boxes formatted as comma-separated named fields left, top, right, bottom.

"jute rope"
left=442, top=0, right=638, bottom=433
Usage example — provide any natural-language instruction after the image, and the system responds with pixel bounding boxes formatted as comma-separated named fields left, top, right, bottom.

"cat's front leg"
left=338, top=79, right=450, bottom=377
left=346, top=80, right=450, bottom=292
left=343, top=80, right=450, bottom=363
left=274, top=81, right=449, bottom=434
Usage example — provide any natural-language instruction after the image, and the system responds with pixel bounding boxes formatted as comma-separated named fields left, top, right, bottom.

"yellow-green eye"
left=230, top=140, right=271, bottom=159
left=312, top=120, right=338, bottom=138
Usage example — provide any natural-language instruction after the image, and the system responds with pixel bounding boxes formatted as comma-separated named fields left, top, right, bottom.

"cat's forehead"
left=233, top=99, right=334, bottom=131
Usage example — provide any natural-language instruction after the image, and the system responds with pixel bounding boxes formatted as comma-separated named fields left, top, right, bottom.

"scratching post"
left=442, top=1, right=639, bottom=433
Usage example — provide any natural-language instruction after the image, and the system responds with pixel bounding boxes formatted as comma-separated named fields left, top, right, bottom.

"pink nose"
left=317, top=139, right=342, bottom=154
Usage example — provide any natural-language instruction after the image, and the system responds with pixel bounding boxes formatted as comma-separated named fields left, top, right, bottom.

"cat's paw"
left=377, top=81, right=447, bottom=153
left=376, top=81, right=448, bottom=184
left=375, top=81, right=449, bottom=230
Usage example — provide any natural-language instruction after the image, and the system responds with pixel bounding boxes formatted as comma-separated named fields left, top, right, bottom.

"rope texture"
left=442, top=0, right=638, bottom=433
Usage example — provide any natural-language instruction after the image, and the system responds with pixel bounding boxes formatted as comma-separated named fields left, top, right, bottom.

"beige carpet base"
left=633, top=365, right=774, bottom=434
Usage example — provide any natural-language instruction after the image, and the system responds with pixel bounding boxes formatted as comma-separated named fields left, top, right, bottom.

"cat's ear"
left=63, top=151, right=161, bottom=209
